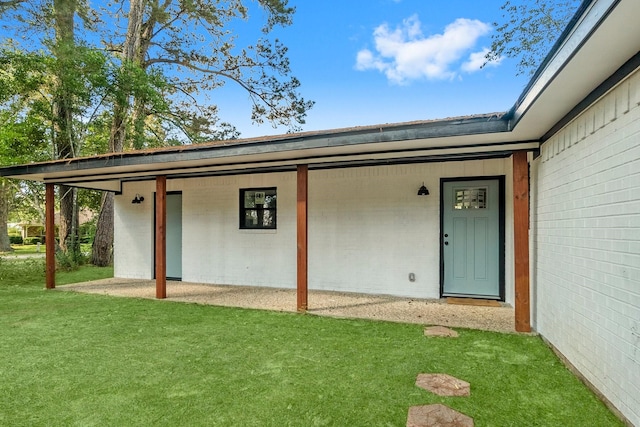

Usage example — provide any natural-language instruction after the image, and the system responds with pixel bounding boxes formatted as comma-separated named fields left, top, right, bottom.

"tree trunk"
left=52, top=0, right=80, bottom=256
left=57, top=184, right=78, bottom=253
left=91, top=0, right=145, bottom=266
left=0, top=179, right=13, bottom=252
left=91, top=191, right=113, bottom=266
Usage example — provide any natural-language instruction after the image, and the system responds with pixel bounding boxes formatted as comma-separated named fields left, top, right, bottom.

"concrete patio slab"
left=59, top=278, right=516, bottom=332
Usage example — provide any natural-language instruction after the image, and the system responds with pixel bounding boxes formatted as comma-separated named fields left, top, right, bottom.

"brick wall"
left=309, top=159, right=513, bottom=300
left=114, top=182, right=155, bottom=279
left=531, top=67, right=640, bottom=425
left=114, top=159, right=514, bottom=301
left=179, top=173, right=297, bottom=287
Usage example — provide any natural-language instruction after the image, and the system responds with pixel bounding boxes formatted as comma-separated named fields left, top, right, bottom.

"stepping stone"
left=415, top=373, right=470, bottom=397
left=407, top=404, right=474, bottom=427
left=424, top=326, right=459, bottom=337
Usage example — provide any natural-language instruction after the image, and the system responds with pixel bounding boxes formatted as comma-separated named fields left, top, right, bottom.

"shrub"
left=24, top=237, right=41, bottom=245
left=56, top=247, right=90, bottom=271
left=9, top=236, right=23, bottom=245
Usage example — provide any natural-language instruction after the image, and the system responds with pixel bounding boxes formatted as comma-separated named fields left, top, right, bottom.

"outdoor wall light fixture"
left=131, top=194, right=144, bottom=204
left=417, top=183, right=429, bottom=196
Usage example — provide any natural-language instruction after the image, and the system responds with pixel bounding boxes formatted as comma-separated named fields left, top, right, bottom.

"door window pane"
left=454, top=187, right=487, bottom=210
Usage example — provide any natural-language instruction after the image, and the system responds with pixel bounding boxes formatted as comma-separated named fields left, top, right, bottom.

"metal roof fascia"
left=507, top=0, right=619, bottom=127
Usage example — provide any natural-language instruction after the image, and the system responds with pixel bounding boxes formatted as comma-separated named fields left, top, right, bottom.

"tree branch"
left=0, top=0, right=24, bottom=9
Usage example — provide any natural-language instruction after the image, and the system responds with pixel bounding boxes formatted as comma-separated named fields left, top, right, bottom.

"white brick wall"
left=309, top=159, right=514, bottom=300
left=531, top=67, right=640, bottom=425
left=179, top=173, right=297, bottom=287
left=114, top=159, right=514, bottom=303
left=114, top=182, right=155, bottom=279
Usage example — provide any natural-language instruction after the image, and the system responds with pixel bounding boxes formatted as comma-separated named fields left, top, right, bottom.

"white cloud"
left=461, top=48, right=502, bottom=73
left=355, top=15, right=493, bottom=84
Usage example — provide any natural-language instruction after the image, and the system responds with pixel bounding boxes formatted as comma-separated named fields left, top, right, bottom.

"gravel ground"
left=60, top=278, right=516, bottom=333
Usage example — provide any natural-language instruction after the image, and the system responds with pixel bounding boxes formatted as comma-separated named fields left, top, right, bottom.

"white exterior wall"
left=179, top=173, right=297, bottom=287
left=309, top=159, right=514, bottom=301
left=114, top=181, right=155, bottom=279
left=114, top=158, right=514, bottom=303
left=115, top=173, right=298, bottom=286
left=115, top=159, right=513, bottom=304
left=531, top=68, right=640, bottom=425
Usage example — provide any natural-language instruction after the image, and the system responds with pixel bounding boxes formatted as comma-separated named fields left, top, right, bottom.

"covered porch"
left=9, top=116, right=535, bottom=332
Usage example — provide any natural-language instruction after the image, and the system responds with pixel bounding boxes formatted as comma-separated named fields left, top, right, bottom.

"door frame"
left=439, top=176, right=506, bottom=300
left=153, top=190, right=183, bottom=281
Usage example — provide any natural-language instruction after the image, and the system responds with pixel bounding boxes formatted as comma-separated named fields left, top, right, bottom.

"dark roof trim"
left=44, top=139, right=536, bottom=186
left=0, top=114, right=508, bottom=178
left=104, top=152, right=515, bottom=185
left=507, top=0, right=620, bottom=126
left=541, top=49, right=640, bottom=142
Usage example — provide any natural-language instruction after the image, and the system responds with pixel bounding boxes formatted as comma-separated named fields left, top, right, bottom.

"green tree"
left=2, top=0, right=313, bottom=265
left=0, top=50, right=51, bottom=251
left=0, top=40, right=109, bottom=260
left=0, top=117, right=49, bottom=251
left=484, top=0, right=580, bottom=76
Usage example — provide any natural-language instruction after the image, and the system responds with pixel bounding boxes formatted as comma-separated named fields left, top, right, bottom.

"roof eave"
left=0, top=113, right=509, bottom=180
left=506, top=0, right=619, bottom=126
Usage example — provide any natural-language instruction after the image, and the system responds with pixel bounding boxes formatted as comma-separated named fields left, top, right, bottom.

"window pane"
left=244, top=210, right=259, bottom=227
left=244, top=192, right=256, bottom=208
left=454, top=187, right=487, bottom=209
left=261, top=209, right=275, bottom=228
left=240, top=188, right=277, bottom=229
left=264, top=194, right=276, bottom=208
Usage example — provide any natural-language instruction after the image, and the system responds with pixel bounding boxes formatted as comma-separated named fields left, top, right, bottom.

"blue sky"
left=220, top=0, right=531, bottom=138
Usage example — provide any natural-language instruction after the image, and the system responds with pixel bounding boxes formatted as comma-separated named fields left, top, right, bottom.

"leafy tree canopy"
left=1, top=0, right=314, bottom=148
left=485, top=0, right=581, bottom=76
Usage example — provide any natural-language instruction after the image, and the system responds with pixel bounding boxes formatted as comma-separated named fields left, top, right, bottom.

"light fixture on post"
left=131, top=194, right=144, bottom=204
left=417, top=183, right=429, bottom=196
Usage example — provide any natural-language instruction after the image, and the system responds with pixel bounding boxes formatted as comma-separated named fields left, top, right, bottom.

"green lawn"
left=0, top=262, right=622, bottom=426
left=1, top=244, right=46, bottom=255
left=1, top=243, right=93, bottom=256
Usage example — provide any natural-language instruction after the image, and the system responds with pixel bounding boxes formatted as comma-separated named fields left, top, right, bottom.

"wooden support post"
left=297, top=165, right=308, bottom=312
left=513, top=151, right=531, bottom=332
left=155, top=176, right=167, bottom=299
left=45, top=183, right=55, bottom=289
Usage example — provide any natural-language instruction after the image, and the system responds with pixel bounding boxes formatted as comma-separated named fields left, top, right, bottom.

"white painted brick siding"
left=114, top=159, right=515, bottom=303
left=531, top=67, right=640, bottom=425
left=114, top=182, right=155, bottom=279
left=179, top=173, right=297, bottom=287
left=309, top=159, right=514, bottom=300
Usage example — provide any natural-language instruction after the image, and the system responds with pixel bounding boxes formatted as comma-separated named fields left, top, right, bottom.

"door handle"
left=444, top=241, right=449, bottom=245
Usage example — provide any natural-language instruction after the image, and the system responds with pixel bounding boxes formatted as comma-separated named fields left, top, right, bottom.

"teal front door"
left=155, top=192, right=182, bottom=280
left=442, top=179, right=502, bottom=299
left=166, top=193, right=182, bottom=280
